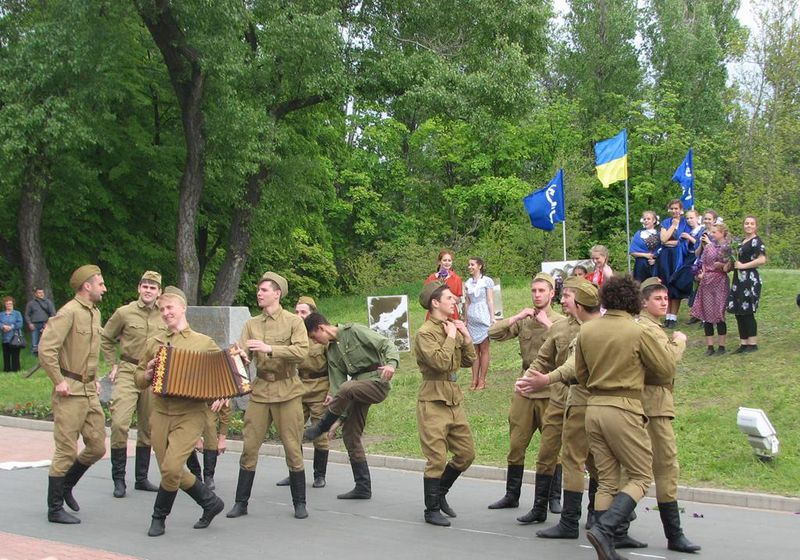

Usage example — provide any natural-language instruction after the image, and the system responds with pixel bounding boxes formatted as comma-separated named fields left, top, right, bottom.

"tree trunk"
left=17, top=163, right=52, bottom=298
left=137, top=0, right=206, bottom=304
left=206, top=166, right=269, bottom=305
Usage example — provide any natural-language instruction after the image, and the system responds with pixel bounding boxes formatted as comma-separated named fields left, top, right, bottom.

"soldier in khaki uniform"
left=517, top=278, right=602, bottom=540
left=487, top=273, right=564, bottom=517
left=40, top=265, right=107, bottom=524
left=638, top=278, right=700, bottom=553
left=134, top=287, right=230, bottom=537
left=185, top=401, right=232, bottom=491
left=414, top=283, right=476, bottom=527
left=575, top=276, right=676, bottom=560
left=303, top=313, right=399, bottom=500
left=101, top=270, right=165, bottom=498
left=276, top=296, right=330, bottom=488
left=227, top=272, right=309, bottom=520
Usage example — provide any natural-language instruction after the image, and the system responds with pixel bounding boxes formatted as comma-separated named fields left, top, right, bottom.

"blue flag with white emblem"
left=523, top=169, right=565, bottom=231
left=672, top=148, right=694, bottom=209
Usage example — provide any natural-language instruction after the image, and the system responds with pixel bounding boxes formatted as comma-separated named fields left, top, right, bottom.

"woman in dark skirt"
left=727, top=216, right=767, bottom=353
left=657, top=200, right=694, bottom=327
left=629, top=210, right=661, bottom=282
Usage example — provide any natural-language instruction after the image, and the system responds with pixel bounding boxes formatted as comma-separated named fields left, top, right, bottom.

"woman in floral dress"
left=691, top=224, right=731, bottom=355
left=727, top=216, right=767, bottom=353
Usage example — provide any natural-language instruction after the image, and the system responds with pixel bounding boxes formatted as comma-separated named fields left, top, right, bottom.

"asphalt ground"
left=1, top=432, right=797, bottom=560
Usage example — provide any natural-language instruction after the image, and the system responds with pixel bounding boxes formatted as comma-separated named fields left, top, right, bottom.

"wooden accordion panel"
left=152, top=345, right=251, bottom=400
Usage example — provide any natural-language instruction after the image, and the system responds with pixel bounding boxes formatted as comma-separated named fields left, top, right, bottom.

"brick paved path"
left=0, top=531, right=141, bottom=560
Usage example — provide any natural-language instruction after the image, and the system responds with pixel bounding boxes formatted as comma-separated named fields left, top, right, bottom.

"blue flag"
left=672, top=148, right=694, bottom=209
left=523, top=169, right=565, bottom=231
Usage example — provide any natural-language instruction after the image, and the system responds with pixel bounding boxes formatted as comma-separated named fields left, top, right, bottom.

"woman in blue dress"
left=629, top=210, right=661, bottom=282
left=657, top=199, right=696, bottom=327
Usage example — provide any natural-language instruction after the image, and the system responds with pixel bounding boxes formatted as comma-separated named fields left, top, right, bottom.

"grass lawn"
left=2, top=270, right=798, bottom=496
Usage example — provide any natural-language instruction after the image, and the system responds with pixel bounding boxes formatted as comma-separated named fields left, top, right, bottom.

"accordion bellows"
left=152, top=345, right=251, bottom=400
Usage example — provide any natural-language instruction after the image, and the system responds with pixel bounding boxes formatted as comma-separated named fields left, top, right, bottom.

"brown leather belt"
left=299, top=370, right=328, bottom=380
left=120, top=354, right=139, bottom=365
left=62, top=369, right=95, bottom=383
left=589, top=388, right=642, bottom=400
left=257, top=369, right=297, bottom=382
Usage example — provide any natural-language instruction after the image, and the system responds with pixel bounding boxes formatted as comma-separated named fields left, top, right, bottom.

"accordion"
left=152, top=345, right=251, bottom=400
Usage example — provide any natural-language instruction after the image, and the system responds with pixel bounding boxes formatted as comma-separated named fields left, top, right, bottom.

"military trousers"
left=199, top=407, right=222, bottom=452
left=240, top=397, right=305, bottom=472
left=302, top=377, right=330, bottom=451
left=109, top=366, right=152, bottom=449
left=560, top=405, right=597, bottom=492
left=506, top=392, right=549, bottom=465
left=535, top=399, right=565, bottom=475
left=417, top=400, right=475, bottom=477
left=647, top=415, right=679, bottom=502
left=329, top=379, right=389, bottom=462
left=151, top=409, right=205, bottom=492
left=586, top=404, right=653, bottom=510
left=49, top=392, right=106, bottom=476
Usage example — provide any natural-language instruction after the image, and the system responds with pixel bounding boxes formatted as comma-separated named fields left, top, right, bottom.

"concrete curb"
left=3, top=414, right=798, bottom=513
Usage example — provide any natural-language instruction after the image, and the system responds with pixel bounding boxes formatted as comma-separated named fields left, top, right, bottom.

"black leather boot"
left=304, top=410, right=340, bottom=441
left=289, top=470, right=308, bottom=519
left=276, top=474, right=291, bottom=486
left=312, top=449, right=329, bottom=488
left=487, top=464, right=523, bottom=509
left=659, top=501, right=701, bottom=553
left=614, top=512, right=648, bottom=549
left=226, top=468, right=256, bottom=518
left=537, top=489, right=582, bottom=539
left=587, top=492, right=638, bottom=560
left=439, top=464, right=462, bottom=518
left=111, top=448, right=127, bottom=498
left=186, top=451, right=202, bottom=479
left=549, top=464, right=563, bottom=513
left=423, top=478, right=450, bottom=527
left=148, top=486, right=178, bottom=537
left=47, top=476, right=81, bottom=524
left=337, top=461, right=372, bottom=499
left=184, top=479, right=225, bottom=529
left=516, top=473, right=551, bottom=524
left=63, top=460, right=90, bottom=512
left=202, top=450, right=217, bottom=491
left=134, top=446, right=158, bottom=492
left=585, top=477, right=598, bottom=529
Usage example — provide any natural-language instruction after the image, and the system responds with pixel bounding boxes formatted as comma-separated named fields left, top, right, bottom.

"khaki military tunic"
left=576, top=309, right=676, bottom=510
left=326, top=324, right=399, bottom=462
left=101, top=298, right=167, bottom=449
left=298, top=340, right=330, bottom=450
left=639, top=311, right=686, bottom=502
left=239, top=307, right=308, bottom=472
left=134, top=327, right=219, bottom=491
left=414, top=317, right=477, bottom=477
left=489, top=307, right=564, bottom=466
left=526, top=316, right=580, bottom=475
left=39, top=295, right=106, bottom=476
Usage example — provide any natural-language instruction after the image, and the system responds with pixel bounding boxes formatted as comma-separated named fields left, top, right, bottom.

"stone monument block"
left=186, top=305, right=254, bottom=411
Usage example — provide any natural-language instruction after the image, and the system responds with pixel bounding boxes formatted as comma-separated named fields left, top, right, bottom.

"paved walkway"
left=1, top=423, right=798, bottom=560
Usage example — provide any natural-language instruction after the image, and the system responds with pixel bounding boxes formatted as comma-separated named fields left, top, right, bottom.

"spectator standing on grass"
left=463, top=257, right=495, bottom=390
left=629, top=210, right=661, bottom=282
left=691, top=223, right=732, bottom=356
left=585, top=245, right=613, bottom=287
left=2, top=296, right=24, bottom=372
left=658, top=199, right=693, bottom=328
left=424, top=250, right=463, bottom=320
left=25, top=287, right=55, bottom=355
left=728, top=216, right=767, bottom=353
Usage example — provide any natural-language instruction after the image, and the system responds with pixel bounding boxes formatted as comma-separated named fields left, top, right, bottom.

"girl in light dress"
left=463, top=257, right=495, bottom=390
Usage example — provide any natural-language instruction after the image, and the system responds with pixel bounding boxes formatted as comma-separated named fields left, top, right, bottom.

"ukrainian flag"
left=594, top=129, right=628, bottom=188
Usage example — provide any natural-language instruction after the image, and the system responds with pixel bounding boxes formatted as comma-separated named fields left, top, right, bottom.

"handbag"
left=9, top=329, right=26, bottom=349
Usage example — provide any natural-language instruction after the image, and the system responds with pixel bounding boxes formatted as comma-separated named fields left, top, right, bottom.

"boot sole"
left=586, top=529, right=615, bottom=560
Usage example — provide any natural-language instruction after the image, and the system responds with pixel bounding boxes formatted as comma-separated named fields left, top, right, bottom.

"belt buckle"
left=449, top=373, right=457, bottom=382
left=266, top=373, right=275, bottom=382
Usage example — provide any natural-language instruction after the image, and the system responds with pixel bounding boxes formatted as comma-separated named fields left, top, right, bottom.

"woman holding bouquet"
left=691, top=224, right=732, bottom=356
left=424, top=250, right=463, bottom=320
left=629, top=210, right=661, bottom=282
left=727, top=216, right=767, bottom=353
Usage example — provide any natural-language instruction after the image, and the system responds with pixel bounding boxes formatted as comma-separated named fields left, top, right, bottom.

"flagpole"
left=562, top=221, right=567, bottom=261
left=624, top=178, right=632, bottom=273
